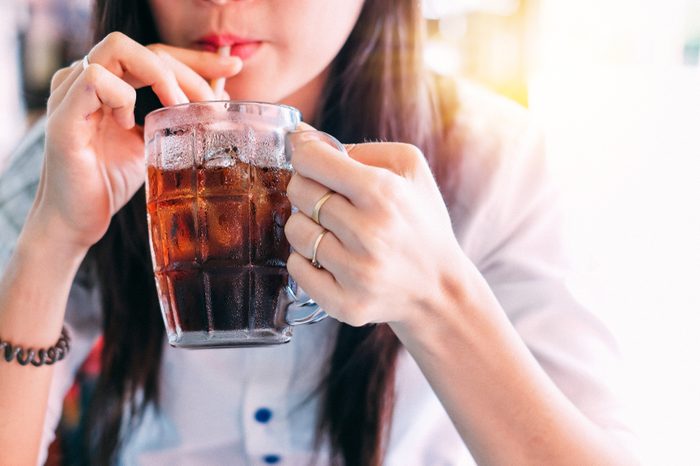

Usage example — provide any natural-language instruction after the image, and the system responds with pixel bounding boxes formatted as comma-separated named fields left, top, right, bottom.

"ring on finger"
left=311, top=229, right=329, bottom=269
left=81, top=55, right=90, bottom=71
left=311, top=191, right=334, bottom=225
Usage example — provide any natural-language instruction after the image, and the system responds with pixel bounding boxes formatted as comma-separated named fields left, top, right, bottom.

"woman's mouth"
left=196, top=34, right=262, bottom=60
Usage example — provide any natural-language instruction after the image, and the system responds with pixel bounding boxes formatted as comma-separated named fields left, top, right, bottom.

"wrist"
left=0, top=211, right=88, bottom=348
left=390, top=254, right=504, bottom=352
left=18, top=207, right=91, bottom=268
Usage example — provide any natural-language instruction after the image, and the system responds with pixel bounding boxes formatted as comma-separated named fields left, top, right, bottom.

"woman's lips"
left=197, top=34, right=262, bottom=60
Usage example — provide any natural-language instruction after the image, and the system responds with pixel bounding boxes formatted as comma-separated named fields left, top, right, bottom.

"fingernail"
left=297, top=122, right=315, bottom=132
left=287, top=131, right=322, bottom=147
left=226, top=57, right=243, bottom=73
left=284, top=131, right=322, bottom=163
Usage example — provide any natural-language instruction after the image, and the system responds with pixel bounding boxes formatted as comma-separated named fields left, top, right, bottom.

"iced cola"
left=147, top=158, right=293, bottom=346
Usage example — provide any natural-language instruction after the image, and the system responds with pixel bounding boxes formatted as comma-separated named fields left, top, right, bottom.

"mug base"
left=168, top=328, right=292, bottom=349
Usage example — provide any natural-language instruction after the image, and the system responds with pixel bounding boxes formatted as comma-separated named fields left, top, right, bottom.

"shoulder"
left=450, top=80, right=543, bottom=187
left=441, top=81, right=551, bottom=260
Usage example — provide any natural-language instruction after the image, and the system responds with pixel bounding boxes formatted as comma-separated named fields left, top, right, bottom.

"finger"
left=57, top=63, right=137, bottom=130
left=150, top=48, right=216, bottom=102
left=287, top=252, right=345, bottom=318
left=284, top=212, right=350, bottom=277
left=48, top=64, right=84, bottom=114
left=295, top=124, right=427, bottom=178
left=344, top=142, right=428, bottom=178
left=148, top=43, right=243, bottom=80
left=88, top=32, right=187, bottom=106
left=50, top=64, right=79, bottom=93
left=287, top=133, right=375, bottom=204
left=286, top=173, right=364, bottom=250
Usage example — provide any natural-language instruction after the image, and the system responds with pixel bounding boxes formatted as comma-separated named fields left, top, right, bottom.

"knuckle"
left=286, top=252, right=302, bottom=276
left=283, top=212, right=303, bottom=240
left=361, top=170, right=401, bottom=208
left=49, top=68, right=70, bottom=92
left=82, top=64, right=103, bottom=85
left=151, top=46, right=172, bottom=62
left=399, top=142, right=424, bottom=161
left=286, top=174, right=301, bottom=202
left=103, top=31, right=126, bottom=48
left=147, top=43, right=165, bottom=54
left=396, top=143, right=424, bottom=170
left=377, top=171, right=404, bottom=200
left=393, top=143, right=426, bottom=176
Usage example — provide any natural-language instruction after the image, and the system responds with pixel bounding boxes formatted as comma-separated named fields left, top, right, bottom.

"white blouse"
left=2, top=85, right=635, bottom=465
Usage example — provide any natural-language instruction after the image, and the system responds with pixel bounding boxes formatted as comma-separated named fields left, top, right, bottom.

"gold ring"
left=311, top=229, right=328, bottom=269
left=311, top=191, right=333, bottom=225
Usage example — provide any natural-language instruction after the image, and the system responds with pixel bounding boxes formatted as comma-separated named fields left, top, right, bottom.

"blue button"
left=254, top=407, right=273, bottom=423
left=263, top=454, right=281, bottom=464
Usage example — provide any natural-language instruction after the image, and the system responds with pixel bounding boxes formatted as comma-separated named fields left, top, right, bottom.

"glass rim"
left=144, top=100, right=301, bottom=121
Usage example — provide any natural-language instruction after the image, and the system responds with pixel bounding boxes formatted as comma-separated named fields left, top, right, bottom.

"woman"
left=0, top=0, right=639, bottom=465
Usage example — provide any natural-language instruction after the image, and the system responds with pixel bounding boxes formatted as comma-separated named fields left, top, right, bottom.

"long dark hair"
left=87, top=1, right=461, bottom=465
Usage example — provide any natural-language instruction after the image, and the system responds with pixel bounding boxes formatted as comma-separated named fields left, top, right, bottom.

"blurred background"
left=1, top=0, right=698, bottom=464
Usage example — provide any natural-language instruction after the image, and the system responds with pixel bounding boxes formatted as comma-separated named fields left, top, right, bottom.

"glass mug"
left=144, top=101, right=343, bottom=348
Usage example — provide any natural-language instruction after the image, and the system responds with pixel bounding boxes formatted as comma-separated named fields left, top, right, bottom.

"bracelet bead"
left=0, top=327, right=70, bottom=367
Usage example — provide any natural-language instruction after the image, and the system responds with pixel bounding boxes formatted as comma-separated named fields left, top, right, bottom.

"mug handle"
left=284, top=130, right=347, bottom=326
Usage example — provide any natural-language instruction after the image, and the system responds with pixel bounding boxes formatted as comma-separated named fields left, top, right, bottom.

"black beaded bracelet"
left=0, top=327, right=70, bottom=367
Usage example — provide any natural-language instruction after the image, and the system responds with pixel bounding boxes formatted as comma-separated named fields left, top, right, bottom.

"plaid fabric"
left=0, top=117, right=46, bottom=272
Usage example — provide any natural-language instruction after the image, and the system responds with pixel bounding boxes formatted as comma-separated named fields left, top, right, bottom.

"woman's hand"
left=284, top=131, right=464, bottom=327
left=28, top=32, right=243, bottom=252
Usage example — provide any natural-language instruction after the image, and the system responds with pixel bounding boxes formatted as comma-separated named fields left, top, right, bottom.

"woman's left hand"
left=284, top=130, right=464, bottom=327
left=286, top=132, right=643, bottom=466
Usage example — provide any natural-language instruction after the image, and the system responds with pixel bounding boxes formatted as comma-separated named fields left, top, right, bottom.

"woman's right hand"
left=28, top=31, right=242, bottom=253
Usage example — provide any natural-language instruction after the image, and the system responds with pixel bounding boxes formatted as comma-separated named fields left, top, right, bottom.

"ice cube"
left=197, top=163, right=250, bottom=196
left=197, top=124, right=256, bottom=168
left=252, top=130, right=285, bottom=168
left=159, top=126, right=195, bottom=170
left=158, top=199, right=198, bottom=265
left=200, top=196, right=249, bottom=264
